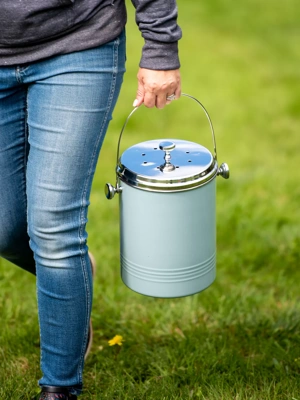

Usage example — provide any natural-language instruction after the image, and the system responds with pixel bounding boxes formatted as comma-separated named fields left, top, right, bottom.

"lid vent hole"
left=188, top=160, right=192, bottom=163
left=142, top=153, right=146, bottom=156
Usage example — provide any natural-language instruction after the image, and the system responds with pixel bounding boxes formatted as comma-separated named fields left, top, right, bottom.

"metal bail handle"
left=105, top=93, right=229, bottom=199
left=116, top=93, right=218, bottom=169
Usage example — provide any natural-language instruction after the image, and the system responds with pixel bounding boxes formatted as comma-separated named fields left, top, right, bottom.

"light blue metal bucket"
left=105, top=94, right=229, bottom=298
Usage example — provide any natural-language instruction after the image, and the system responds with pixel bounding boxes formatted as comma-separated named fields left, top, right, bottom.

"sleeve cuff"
left=139, top=40, right=180, bottom=70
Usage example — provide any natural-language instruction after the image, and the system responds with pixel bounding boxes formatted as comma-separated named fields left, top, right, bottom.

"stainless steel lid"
left=117, top=139, right=218, bottom=192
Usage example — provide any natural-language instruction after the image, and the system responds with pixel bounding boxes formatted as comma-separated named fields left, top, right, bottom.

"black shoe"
left=36, top=386, right=77, bottom=400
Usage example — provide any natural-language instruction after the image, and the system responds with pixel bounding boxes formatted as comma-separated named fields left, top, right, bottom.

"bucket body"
left=119, top=178, right=216, bottom=298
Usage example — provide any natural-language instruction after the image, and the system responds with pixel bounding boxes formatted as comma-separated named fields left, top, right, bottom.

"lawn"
left=0, top=0, right=299, bottom=398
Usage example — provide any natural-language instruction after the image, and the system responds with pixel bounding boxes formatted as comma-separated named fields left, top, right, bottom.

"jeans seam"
left=24, top=87, right=29, bottom=197
left=76, top=36, right=120, bottom=384
left=23, top=87, right=31, bottom=251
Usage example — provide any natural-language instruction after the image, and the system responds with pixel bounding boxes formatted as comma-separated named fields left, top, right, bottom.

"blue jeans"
left=0, top=31, right=125, bottom=395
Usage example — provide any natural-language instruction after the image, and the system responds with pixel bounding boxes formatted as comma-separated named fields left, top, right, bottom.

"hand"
left=133, top=68, right=181, bottom=109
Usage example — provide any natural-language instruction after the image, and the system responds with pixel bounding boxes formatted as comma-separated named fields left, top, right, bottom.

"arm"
left=131, top=0, right=182, bottom=108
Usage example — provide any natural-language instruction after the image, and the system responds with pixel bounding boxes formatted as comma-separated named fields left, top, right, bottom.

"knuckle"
left=150, top=83, right=158, bottom=92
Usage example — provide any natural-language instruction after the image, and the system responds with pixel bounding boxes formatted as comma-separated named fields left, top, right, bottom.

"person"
left=0, top=0, right=181, bottom=398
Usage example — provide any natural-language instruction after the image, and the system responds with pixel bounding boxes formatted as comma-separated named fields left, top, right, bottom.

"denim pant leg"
left=0, top=32, right=125, bottom=394
left=0, top=76, right=36, bottom=274
left=28, top=38, right=125, bottom=392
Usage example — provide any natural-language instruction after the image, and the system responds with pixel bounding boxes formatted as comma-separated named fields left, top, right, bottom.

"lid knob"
left=159, top=141, right=176, bottom=152
left=159, top=141, right=176, bottom=172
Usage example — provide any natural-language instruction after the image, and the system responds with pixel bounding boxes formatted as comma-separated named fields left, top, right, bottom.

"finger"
left=143, top=91, right=156, bottom=108
left=164, top=90, right=178, bottom=106
left=166, top=90, right=180, bottom=102
left=156, top=84, right=179, bottom=108
left=156, top=92, right=168, bottom=109
left=174, top=86, right=181, bottom=100
left=133, top=81, right=145, bottom=107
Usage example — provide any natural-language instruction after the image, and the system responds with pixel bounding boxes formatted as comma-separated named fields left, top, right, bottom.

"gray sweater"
left=0, top=0, right=181, bottom=69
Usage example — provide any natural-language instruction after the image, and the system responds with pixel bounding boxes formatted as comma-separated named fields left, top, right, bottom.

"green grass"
left=0, top=0, right=299, bottom=398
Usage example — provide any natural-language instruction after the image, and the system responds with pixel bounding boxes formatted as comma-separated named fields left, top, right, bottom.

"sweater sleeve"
left=131, top=0, right=182, bottom=70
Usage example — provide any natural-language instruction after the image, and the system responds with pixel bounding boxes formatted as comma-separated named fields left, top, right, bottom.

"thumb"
left=133, top=80, right=145, bottom=107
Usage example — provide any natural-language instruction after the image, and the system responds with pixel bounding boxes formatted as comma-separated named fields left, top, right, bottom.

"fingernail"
left=133, top=99, right=138, bottom=107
